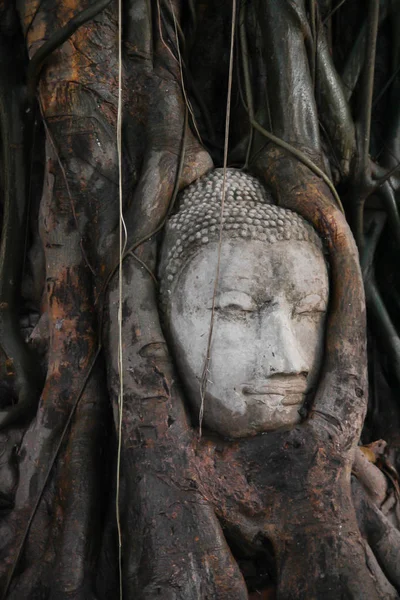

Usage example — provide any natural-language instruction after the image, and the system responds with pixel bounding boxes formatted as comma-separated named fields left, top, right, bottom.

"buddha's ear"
left=179, top=131, right=214, bottom=192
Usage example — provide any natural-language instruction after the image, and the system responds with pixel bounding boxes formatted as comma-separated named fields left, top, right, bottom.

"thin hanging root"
left=199, top=0, right=236, bottom=438
left=115, top=0, right=126, bottom=596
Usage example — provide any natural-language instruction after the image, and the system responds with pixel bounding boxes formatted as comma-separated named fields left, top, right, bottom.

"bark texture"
left=0, top=1, right=399, bottom=599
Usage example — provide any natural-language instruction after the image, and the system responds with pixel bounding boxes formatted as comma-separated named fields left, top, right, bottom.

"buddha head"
left=159, top=169, right=329, bottom=438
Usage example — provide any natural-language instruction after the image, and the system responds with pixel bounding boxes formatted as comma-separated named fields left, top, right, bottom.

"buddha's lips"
left=242, top=380, right=308, bottom=397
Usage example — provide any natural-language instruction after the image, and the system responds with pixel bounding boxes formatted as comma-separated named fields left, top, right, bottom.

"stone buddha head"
left=159, top=169, right=329, bottom=438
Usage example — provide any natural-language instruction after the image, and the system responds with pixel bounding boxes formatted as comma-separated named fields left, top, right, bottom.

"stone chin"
left=193, top=391, right=304, bottom=438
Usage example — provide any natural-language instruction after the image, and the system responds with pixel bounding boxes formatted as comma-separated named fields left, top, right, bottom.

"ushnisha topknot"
left=159, top=168, right=322, bottom=311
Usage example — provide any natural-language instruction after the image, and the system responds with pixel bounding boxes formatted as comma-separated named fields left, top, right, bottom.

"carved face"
left=167, top=239, right=329, bottom=438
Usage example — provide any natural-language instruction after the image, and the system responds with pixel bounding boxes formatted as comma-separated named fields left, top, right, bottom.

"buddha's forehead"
left=176, top=239, right=329, bottom=304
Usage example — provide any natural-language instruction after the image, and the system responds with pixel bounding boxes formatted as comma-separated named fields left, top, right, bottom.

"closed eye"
left=217, top=303, right=252, bottom=312
left=294, top=293, right=327, bottom=315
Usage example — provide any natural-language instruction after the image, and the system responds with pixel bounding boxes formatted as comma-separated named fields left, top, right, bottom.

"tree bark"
left=0, top=1, right=399, bottom=599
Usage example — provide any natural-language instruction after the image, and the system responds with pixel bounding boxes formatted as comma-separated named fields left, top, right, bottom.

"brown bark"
left=1, top=1, right=118, bottom=596
left=0, top=1, right=399, bottom=599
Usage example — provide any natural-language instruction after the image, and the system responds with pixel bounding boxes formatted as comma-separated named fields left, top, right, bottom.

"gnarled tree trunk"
left=0, top=1, right=400, bottom=598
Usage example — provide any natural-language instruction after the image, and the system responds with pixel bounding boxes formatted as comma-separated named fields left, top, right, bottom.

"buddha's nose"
left=260, top=308, right=309, bottom=378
